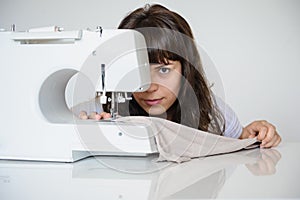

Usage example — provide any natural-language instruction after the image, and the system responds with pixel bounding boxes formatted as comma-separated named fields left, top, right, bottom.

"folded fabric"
left=116, top=116, right=258, bottom=163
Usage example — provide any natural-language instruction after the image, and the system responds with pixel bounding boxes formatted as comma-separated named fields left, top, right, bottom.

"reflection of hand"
left=78, top=111, right=111, bottom=120
left=246, top=148, right=281, bottom=176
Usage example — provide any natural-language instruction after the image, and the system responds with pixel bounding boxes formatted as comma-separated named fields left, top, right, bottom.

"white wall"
left=1, top=0, right=299, bottom=141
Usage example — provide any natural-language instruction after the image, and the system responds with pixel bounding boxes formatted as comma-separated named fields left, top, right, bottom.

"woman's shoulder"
left=212, top=94, right=243, bottom=138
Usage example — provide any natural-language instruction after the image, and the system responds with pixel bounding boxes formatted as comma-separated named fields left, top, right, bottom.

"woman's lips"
left=144, top=98, right=163, bottom=106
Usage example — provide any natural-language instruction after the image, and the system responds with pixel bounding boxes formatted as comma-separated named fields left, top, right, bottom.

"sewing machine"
left=0, top=26, right=158, bottom=162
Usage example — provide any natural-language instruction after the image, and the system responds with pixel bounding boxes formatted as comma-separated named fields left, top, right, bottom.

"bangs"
left=148, top=48, right=181, bottom=64
left=136, top=27, right=184, bottom=64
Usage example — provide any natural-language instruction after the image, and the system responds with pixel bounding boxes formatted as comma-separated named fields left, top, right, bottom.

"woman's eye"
left=159, top=67, right=170, bottom=74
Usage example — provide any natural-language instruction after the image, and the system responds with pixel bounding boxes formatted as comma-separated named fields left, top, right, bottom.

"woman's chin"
left=147, top=105, right=167, bottom=119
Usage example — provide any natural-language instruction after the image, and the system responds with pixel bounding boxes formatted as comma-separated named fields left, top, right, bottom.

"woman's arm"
left=213, top=96, right=281, bottom=147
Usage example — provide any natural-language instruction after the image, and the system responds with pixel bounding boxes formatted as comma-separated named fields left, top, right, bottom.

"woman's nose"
left=146, top=82, right=159, bottom=93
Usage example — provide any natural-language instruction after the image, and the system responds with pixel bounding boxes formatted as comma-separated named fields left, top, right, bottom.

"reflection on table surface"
left=0, top=142, right=299, bottom=199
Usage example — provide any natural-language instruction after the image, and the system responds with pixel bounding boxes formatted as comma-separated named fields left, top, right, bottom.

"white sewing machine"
left=0, top=26, right=158, bottom=162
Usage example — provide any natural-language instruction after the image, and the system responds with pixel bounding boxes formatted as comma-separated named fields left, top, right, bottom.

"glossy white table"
left=0, top=142, right=299, bottom=199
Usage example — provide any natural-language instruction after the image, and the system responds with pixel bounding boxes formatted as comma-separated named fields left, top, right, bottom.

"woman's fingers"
left=100, top=112, right=112, bottom=119
left=79, top=111, right=112, bottom=120
left=244, top=120, right=281, bottom=148
left=79, top=111, right=88, bottom=120
left=88, top=112, right=101, bottom=120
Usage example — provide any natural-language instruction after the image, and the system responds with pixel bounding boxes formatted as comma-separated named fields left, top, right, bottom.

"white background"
left=1, top=0, right=299, bottom=141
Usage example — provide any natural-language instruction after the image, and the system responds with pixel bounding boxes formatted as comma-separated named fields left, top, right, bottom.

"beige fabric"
left=116, top=116, right=258, bottom=163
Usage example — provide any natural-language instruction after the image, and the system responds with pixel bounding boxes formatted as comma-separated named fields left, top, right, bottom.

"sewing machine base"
left=0, top=121, right=158, bottom=162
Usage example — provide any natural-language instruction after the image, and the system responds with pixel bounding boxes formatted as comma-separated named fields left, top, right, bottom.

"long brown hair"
left=107, top=4, right=225, bottom=134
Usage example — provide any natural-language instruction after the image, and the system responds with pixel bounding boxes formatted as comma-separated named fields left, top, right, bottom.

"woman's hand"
left=78, top=111, right=111, bottom=120
left=240, top=120, right=281, bottom=148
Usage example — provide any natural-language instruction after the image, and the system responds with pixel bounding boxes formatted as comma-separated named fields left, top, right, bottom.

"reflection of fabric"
left=155, top=168, right=226, bottom=199
left=117, top=116, right=258, bottom=163
left=150, top=148, right=260, bottom=199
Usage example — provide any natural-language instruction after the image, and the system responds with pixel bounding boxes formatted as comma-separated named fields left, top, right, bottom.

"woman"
left=75, top=4, right=281, bottom=148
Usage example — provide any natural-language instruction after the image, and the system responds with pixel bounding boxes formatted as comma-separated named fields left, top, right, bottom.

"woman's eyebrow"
left=150, top=63, right=166, bottom=68
left=153, top=64, right=172, bottom=70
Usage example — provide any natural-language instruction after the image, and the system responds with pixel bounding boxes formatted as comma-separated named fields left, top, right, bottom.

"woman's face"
left=133, top=60, right=182, bottom=116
